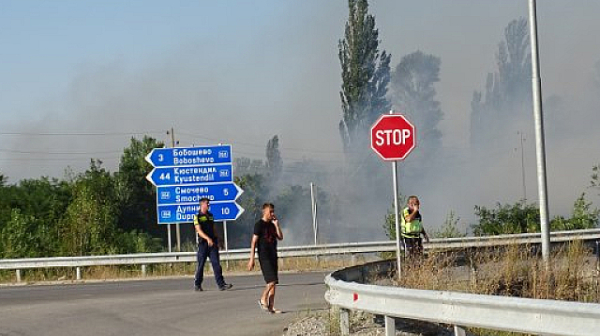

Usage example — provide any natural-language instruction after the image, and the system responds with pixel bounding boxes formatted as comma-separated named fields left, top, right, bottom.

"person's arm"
left=272, top=218, right=283, bottom=240
left=247, top=234, right=258, bottom=270
left=194, top=215, right=214, bottom=247
left=421, top=228, right=430, bottom=242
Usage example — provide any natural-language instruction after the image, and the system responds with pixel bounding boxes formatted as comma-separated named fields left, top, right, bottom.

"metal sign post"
left=370, top=110, right=417, bottom=281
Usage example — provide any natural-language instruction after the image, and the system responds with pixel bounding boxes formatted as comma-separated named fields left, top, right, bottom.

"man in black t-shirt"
left=193, top=197, right=232, bottom=291
left=248, top=203, right=283, bottom=313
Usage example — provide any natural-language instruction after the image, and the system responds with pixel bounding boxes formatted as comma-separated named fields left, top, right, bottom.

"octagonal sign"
left=370, top=114, right=416, bottom=161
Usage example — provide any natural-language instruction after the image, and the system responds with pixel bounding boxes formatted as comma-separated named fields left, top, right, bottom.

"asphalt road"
left=0, top=272, right=329, bottom=336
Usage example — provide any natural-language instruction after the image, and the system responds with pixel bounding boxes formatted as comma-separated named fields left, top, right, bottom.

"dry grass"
left=396, top=240, right=600, bottom=335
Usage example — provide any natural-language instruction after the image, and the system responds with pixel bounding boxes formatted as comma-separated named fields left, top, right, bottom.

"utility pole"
left=310, top=182, right=319, bottom=246
left=167, top=127, right=181, bottom=252
left=518, top=131, right=527, bottom=202
left=528, top=0, right=551, bottom=262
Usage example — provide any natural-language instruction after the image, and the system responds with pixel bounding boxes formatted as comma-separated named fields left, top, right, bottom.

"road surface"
left=0, top=272, right=328, bottom=336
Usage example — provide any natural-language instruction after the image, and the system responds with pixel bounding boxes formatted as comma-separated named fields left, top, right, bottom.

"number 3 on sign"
left=159, top=172, right=171, bottom=180
left=158, top=154, right=164, bottom=162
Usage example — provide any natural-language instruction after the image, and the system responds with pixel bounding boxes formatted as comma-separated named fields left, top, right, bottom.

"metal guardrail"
left=1, top=228, right=599, bottom=282
left=325, top=259, right=600, bottom=336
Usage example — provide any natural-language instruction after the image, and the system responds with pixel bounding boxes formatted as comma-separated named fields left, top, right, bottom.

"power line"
left=177, top=131, right=346, bottom=155
left=0, top=148, right=123, bottom=155
left=0, top=131, right=164, bottom=136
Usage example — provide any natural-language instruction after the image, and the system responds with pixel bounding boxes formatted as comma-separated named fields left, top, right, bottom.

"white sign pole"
left=310, top=182, right=318, bottom=246
left=167, top=224, right=172, bottom=253
left=223, top=220, right=229, bottom=269
left=223, top=220, right=228, bottom=251
left=392, top=160, right=401, bottom=280
left=389, top=110, right=402, bottom=280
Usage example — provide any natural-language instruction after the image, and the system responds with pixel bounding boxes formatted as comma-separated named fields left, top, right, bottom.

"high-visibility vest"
left=401, top=207, right=422, bottom=238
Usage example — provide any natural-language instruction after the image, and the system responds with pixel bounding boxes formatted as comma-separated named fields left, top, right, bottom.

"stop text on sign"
left=374, top=129, right=412, bottom=146
left=370, top=113, right=416, bottom=161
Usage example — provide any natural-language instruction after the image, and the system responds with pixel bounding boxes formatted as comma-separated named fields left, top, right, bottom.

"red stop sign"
left=370, top=114, right=416, bottom=161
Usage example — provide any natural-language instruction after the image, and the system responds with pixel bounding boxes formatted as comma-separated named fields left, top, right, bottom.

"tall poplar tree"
left=470, top=18, right=532, bottom=147
left=266, top=135, right=282, bottom=184
left=338, top=0, right=391, bottom=154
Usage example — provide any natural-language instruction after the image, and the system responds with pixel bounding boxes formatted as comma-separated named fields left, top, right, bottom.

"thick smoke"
left=2, top=1, right=600, bottom=245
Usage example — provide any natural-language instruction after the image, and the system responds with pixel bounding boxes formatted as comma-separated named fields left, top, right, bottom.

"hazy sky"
left=2, top=1, right=600, bottom=233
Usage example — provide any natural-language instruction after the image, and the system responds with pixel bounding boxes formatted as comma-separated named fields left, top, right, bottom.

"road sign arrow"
left=145, top=145, right=232, bottom=167
left=157, top=201, right=245, bottom=223
left=146, top=164, right=233, bottom=186
left=156, top=182, right=244, bottom=205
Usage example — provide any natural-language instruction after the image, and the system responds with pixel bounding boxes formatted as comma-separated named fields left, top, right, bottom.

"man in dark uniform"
left=193, top=197, right=232, bottom=291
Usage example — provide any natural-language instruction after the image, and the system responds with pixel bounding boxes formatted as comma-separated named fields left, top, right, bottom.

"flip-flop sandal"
left=269, top=308, right=283, bottom=314
left=257, top=300, right=269, bottom=311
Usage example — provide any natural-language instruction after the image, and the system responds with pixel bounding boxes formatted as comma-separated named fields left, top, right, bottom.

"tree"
left=433, top=211, right=466, bottom=238
left=470, top=18, right=531, bottom=147
left=229, top=173, right=267, bottom=248
left=265, top=135, right=282, bottom=185
left=472, top=201, right=539, bottom=236
left=0, top=177, right=72, bottom=256
left=592, top=164, right=599, bottom=194
left=551, top=193, right=599, bottom=230
left=473, top=196, right=599, bottom=236
left=338, top=0, right=391, bottom=154
left=1, top=209, right=50, bottom=258
left=233, top=157, right=265, bottom=176
left=390, top=50, right=443, bottom=174
left=115, top=136, right=164, bottom=239
left=59, top=160, right=120, bottom=255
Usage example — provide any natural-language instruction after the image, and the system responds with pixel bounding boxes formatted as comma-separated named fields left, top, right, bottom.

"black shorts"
left=403, top=237, right=423, bottom=254
left=258, top=251, right=278, bottom=284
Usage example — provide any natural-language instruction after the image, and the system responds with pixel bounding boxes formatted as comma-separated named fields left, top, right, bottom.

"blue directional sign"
left=146, top=164, right=232, bottom=186
left=145, top=145, right=232, bottom=167
left=157, top=202, right=244, bottom=223
left=156, top=183, right=243, bottom=205
left=146, top=144, right=244, bottom=224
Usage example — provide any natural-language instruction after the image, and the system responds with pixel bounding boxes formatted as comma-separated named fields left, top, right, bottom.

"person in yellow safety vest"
left=401, top=195, right=430, bottom=257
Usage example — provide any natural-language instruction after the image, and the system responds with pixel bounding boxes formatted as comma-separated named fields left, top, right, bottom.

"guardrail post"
left=384, top=315, right=395, bottom=336
left=16, top=269, right=21, bottom=283
left=596, top=240, right=600, bottom=265
left=76, top=267, right=81, bottom=280
left=453, top=325, right=466, bottom=336
left=339, top=308, right=349, bottom=336
left=351, top=254, right=357, bottom=266
left=141, top=264, right=147, bottom=277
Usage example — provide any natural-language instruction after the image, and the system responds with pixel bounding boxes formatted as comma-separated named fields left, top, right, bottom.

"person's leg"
left=267, top=282, right=276, bottom=310
left=207, top=245, right=227, bottom=288
left=194, top=242, right=208, bottom=290
left=403, top=237, right=414, bottom=257
left=416, top=238, right=423, bottom=255
left=261, top=282, right=274, bottom=307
